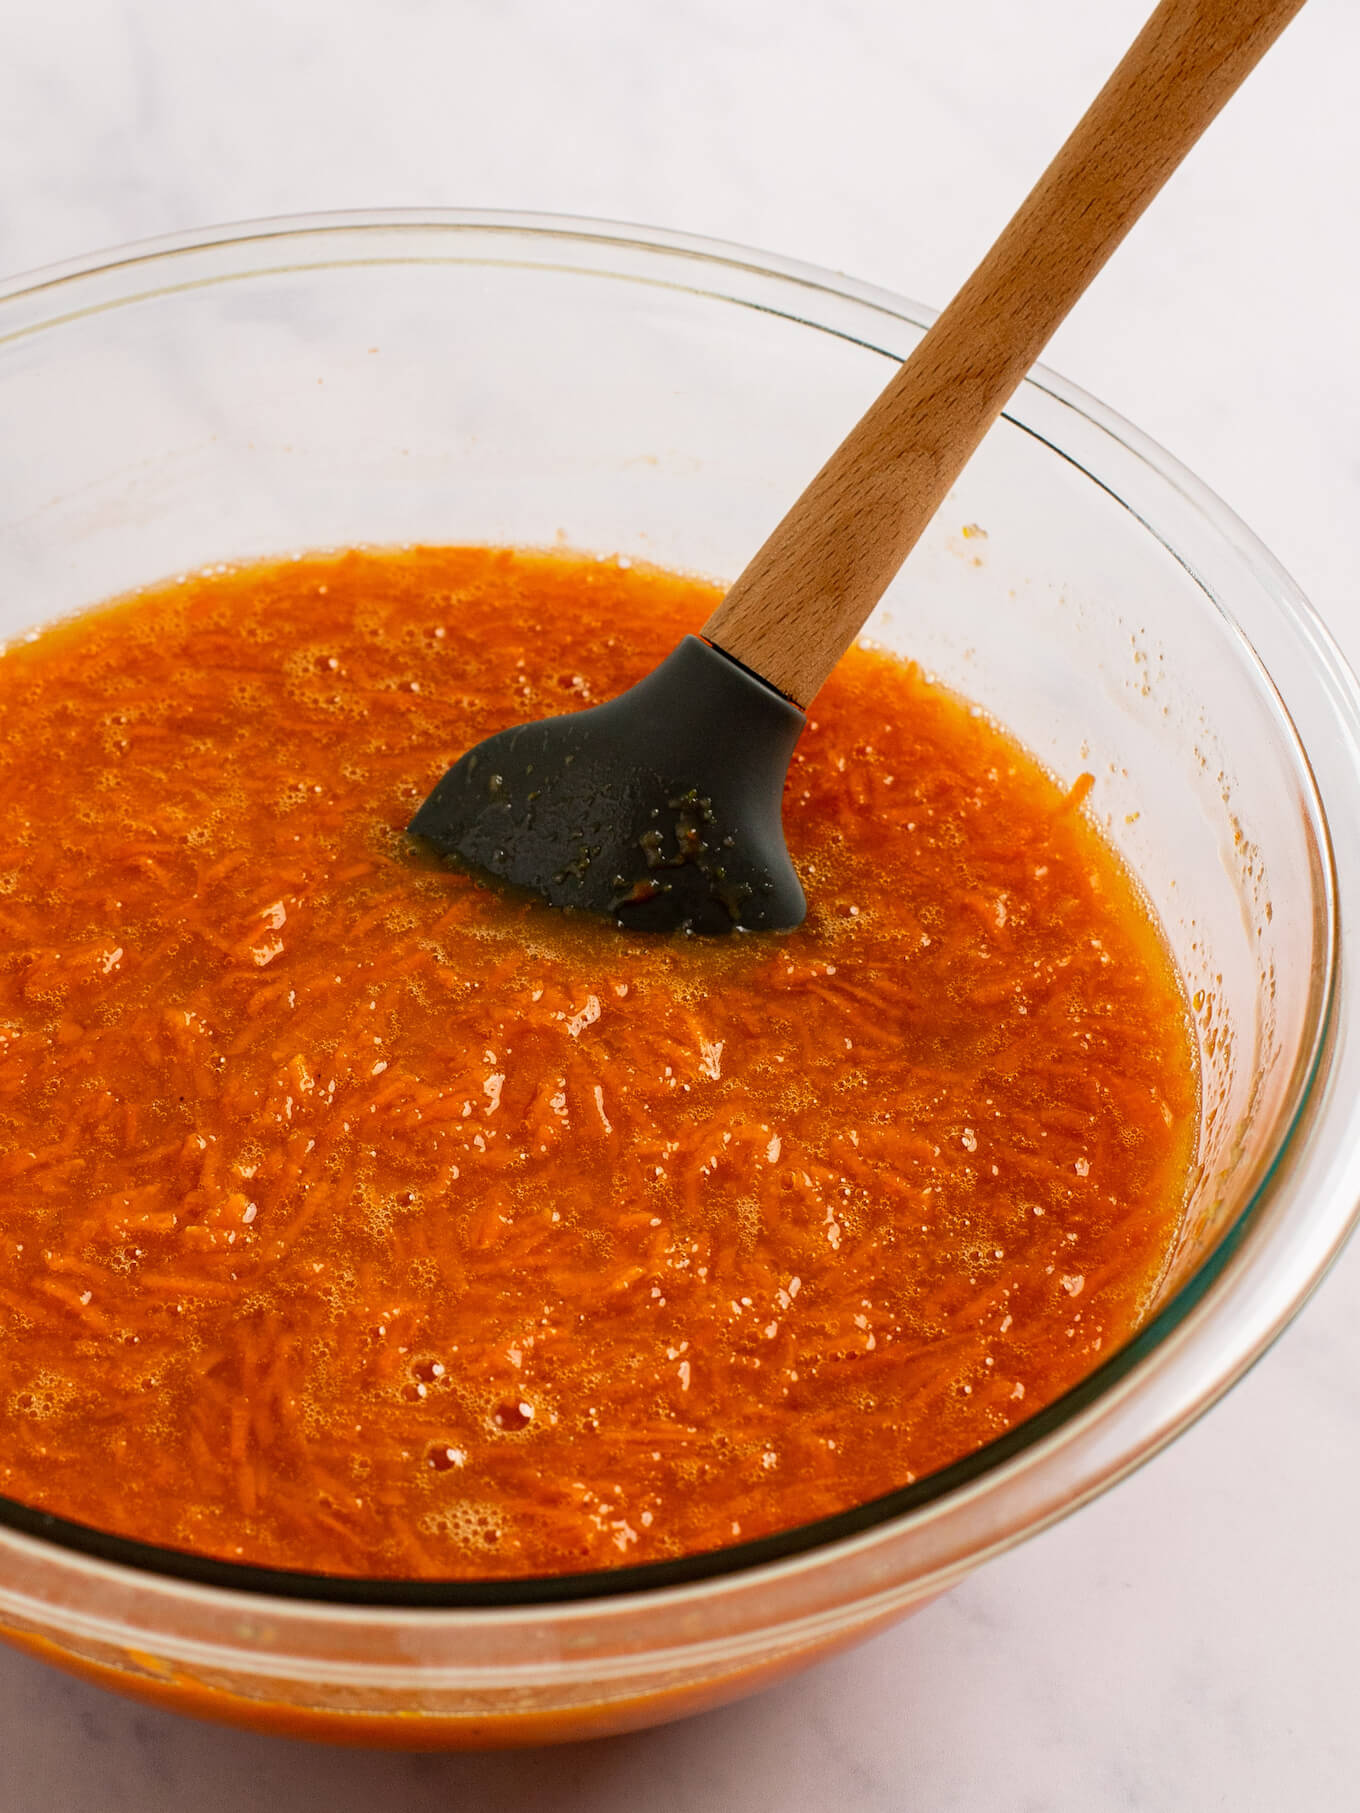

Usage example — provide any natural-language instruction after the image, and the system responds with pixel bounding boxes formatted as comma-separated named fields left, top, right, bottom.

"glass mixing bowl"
left=1, top=211, right=1358, bottom=1747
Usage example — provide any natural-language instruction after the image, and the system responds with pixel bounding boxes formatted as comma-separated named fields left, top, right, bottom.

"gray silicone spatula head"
left=409, top=636, right=807, bottom=934
left=410, top=0, right=1303, bottom=934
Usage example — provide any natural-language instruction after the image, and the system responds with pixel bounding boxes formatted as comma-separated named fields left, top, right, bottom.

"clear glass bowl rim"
left=0, top=206, right=1356, bottom=1620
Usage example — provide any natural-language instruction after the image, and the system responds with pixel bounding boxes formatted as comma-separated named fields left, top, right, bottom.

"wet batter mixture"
left=0, top=546, right=1196, bottom=1576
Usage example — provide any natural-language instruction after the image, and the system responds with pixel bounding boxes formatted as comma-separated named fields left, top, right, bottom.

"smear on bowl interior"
left=0, top=546, right=1196, bottom=1578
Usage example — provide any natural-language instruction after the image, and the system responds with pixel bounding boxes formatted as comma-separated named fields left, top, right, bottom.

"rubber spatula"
left=410, top=0, right=1305, bottom=933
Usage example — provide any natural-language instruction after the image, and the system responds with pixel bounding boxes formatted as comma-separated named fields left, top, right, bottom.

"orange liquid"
left=0, top=547, right=1196, bottom=1577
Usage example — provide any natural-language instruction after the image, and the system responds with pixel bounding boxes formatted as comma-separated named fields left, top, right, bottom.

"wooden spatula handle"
left=703, top=0, right=1307, bottom=706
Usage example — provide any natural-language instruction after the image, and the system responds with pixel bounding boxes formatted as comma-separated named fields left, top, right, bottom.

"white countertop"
left=1, top=2, right=1357, bottom=1807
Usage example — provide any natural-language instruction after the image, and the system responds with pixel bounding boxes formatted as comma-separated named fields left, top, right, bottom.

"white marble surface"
left=1, top=2, right=1358, bottom=1807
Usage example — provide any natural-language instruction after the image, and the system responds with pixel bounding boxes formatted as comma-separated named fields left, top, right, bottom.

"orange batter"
left=0, top=546, right=1196, bottom=1577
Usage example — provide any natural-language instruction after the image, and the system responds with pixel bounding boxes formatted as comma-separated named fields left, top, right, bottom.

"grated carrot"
left=0, top=546, right=1196, bottom=1578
